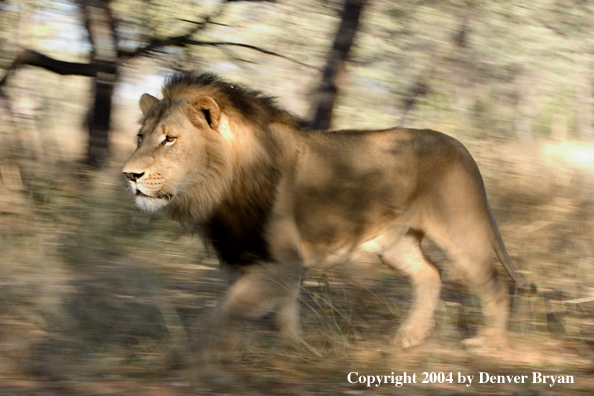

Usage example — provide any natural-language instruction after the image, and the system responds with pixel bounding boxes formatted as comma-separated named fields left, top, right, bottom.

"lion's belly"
left=293, top=192, right=412, bottom=268
left=299, top=225, right=409, bottom=268
left=300, top=243, right=353, bottom=268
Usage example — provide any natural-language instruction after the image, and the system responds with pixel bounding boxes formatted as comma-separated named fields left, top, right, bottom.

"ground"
left=1, top=139, right=594, bottom=395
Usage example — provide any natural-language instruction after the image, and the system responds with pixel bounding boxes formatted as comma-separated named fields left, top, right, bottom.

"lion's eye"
left=162, top=135, right=176, bottom=145
left=137, top=134, right=144, bottom=144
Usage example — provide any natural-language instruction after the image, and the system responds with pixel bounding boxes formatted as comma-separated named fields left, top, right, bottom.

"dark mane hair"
left=163, top=71, right=310, bottom=130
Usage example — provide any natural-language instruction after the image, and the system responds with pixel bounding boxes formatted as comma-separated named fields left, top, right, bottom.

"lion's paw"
left=462, top=332, right=508, bottom=352
left=394, top=324, right=433, bottom=348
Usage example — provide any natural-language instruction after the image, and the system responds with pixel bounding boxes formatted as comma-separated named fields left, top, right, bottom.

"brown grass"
left=1, top=136, right=594, bottom=395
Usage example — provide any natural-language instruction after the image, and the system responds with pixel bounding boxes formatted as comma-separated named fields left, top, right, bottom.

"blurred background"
left=1, top=0, right=594, bottom=394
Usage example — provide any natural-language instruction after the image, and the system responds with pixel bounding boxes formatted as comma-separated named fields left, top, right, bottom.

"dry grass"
left=1, top=136, right=594, bottom=395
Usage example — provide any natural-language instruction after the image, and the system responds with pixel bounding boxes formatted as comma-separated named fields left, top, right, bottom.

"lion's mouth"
left=136, top=190, right=172, bottom=200
left=131, top=188, right=172, bottom=212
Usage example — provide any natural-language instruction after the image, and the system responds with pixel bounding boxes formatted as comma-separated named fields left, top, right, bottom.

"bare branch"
left=181, top=39, right=315, bottom=69
left=0, top=49, right=106, bottom=89
left=177, top=18, right=229, bottom=28
left=19, top=50, right=97, bottom=76
left=74, top=0, right=96, bottom=59
left=120, top=0, right=231, bottom=62
left=118, top=0, right=310, bottom=70
left=219, top=47, right=259, bottom=65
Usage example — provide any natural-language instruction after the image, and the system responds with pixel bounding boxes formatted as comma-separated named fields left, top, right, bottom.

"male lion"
left=123, top=71, right=533, bottom=353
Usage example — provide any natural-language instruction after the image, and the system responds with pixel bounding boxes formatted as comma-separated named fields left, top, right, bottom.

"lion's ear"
left=190, top=96, right=221, bottom=131
left=139, top=93, right=159, bottom=117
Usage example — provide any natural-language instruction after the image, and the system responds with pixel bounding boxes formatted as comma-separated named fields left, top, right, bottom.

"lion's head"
left=122, top=72, right=306, bottom=222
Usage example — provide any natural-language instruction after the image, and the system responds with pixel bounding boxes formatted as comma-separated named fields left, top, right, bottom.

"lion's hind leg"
left=377, top=230, right=441, bottom=348
left=429, top=228, right=509, bottom=350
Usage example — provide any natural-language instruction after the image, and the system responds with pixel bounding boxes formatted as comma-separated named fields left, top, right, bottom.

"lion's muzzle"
left=122, top=170, right=172, bottom=211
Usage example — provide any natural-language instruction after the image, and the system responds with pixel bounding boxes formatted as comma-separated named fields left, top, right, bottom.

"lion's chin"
left=134, top=194, right=171, bottom=212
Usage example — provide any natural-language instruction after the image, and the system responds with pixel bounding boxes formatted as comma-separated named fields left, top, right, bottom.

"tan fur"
left=123, top=72, right=534, bottom=355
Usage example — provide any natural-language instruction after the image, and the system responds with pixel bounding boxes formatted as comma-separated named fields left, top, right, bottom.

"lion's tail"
left=487, top=202, right=537, bottom=296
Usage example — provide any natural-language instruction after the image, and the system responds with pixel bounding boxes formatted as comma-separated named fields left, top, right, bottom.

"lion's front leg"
left=266, top=201, right=306, bottom=341
left=275, top=269, right=303, bottom=340
left=204, top=261, right=304, bottom=361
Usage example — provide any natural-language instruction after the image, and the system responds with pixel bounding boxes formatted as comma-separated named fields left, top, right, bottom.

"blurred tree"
left=0, top=0, right=285, bottom=166
left=398, top=0, right=473, bottom=126
left=2, top=0, right=592, bottom=151
left=527, top=0, right=594, bottom=141
left=79, top=0, right=118, bottom=166
left=311, top=0, right=365, bottom=130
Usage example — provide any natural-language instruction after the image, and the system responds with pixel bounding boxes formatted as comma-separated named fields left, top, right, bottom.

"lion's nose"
left=123, top=172, right=144, bottom=182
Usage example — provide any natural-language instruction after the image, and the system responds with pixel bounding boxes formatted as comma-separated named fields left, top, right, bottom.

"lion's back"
left=287, top=128, right=477, bottom=245
left=295, top=127, right=474, bottom=184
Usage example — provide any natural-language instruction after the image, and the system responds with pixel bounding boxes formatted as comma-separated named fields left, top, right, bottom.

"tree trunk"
left=311, top=0, right=365, bottom=130
left=87, top=68, right=117, bottom=166
left=80, top=0, right=118, bottom=166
